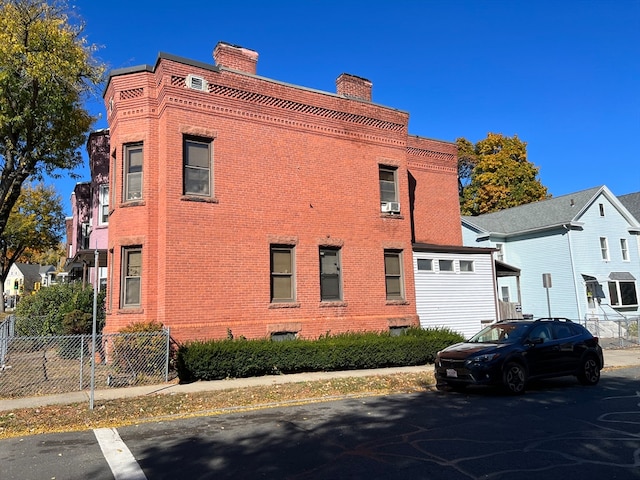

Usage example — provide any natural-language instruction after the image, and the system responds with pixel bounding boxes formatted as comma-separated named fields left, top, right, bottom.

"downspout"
left=490, top=252, right=500, bottom=321
left=564, top=224, right=582, bottom=321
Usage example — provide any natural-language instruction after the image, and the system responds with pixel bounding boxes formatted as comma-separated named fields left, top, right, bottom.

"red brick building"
left=101, top=42, right=461, bottom=342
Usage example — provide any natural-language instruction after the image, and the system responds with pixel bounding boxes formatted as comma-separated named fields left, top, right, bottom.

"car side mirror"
left=527, top=337, right=544, bottom=345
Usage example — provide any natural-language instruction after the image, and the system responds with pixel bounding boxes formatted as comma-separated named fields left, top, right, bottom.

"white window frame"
left=459, top=260, right=474, bottom=273
left=620, top=238, right=629, bottom=261
left=501, top=286, right=510, bottom=302
left=600, top=237, right=609, bottom=261
left=608, top=280, right=638, bottom=307
left=417, top=258, right=433, bottom=271
left=438, top=259, right=454, bottom=272
left=99, top=184, right=109, bottom=225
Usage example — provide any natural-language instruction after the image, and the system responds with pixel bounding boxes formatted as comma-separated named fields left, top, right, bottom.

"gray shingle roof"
left=462, top=186, right=605, bottom=235
left=619, top=192, right=640, bottom=223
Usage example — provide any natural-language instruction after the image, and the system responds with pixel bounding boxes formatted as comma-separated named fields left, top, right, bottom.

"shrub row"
left=176, top=328, right=464, bottom=383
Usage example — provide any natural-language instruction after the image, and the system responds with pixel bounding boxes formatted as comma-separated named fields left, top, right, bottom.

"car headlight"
left=469, top=353, right=500, bottom=363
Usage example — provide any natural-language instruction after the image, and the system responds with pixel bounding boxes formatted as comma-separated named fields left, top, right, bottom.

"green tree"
left=15, top=282, right=105, bottom=335
left=0, top=183, right=65, bottom=312
left=459, top=133, right=549, bottom=215
left=456, top=137, right=478, bottom=199
left=0, top=0, right=104, bottom=240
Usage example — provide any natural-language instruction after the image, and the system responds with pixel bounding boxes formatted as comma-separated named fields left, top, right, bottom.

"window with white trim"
left=608, top=281, right=638, bottom=307
left=501, top=286, right=510, bottom=302
left=439, top=259, right=454, bottom=272
left=417, top=258, right=433, bottom=271
left=99, top=184, right=109, bottom=224
left=620, top=238, right=629, bottom=261
left=599, top=237, right=609, bottom=261
left=459, top=260, right=474, bottom=272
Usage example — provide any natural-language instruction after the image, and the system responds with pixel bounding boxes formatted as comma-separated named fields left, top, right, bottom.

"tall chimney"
left=213, top=42, right=258, bottom=75
left=336, top=73, right=372, bottom=101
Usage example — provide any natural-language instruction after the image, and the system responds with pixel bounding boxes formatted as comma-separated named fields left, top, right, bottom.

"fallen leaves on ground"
left=0, top=371, right=435, bottom=439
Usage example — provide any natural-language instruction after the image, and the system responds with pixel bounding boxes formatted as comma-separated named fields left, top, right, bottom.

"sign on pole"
left=542, top=273, right=552, bottom=317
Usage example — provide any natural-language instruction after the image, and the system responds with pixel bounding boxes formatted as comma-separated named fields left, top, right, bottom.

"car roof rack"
left=533, top=317, right=574, bottom=323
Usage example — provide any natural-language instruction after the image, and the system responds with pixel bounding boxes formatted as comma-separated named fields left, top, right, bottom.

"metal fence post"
left=79, top=335, right=85, bottom=390
left=164, top=327, right=170, bottom=382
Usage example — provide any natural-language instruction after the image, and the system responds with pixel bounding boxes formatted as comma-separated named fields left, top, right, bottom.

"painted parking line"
left=94, top=427, right=147, bottom=480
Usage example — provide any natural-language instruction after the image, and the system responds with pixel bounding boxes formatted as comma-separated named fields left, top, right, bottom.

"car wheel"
left=577, top=356, right=600, bottom=385
left=503, top=362, right=526, bottom=394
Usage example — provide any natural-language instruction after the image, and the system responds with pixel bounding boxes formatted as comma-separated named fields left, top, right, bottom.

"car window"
left=528, top=324, right=552, bottom=343
left=552, top=324, right=574, bottom=340
left=468, top=323, right=530, bottom=343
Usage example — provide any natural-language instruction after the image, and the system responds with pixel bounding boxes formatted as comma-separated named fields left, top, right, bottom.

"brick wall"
left=103, top=45, right=459, bottom=342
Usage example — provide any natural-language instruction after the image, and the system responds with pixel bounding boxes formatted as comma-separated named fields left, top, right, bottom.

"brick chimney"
left=336, top=73, right=372, bottom=101
left=213, top=42, right=258, bottom=75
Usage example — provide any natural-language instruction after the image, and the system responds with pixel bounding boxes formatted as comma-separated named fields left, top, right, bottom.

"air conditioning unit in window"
left=186, top=74, right=207, bottom=92
left=381, top=202, right=400, bottom=213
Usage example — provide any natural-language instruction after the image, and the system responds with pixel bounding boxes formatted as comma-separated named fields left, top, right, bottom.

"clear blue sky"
left=63, top=0, right=639, bottom=214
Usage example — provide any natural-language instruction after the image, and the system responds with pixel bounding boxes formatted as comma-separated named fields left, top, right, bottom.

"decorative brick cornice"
left=407, top=160, right=457, bottom=174
left=164, top=75, right=406, bottom=144
left=407, top=146, right=455, bottom=162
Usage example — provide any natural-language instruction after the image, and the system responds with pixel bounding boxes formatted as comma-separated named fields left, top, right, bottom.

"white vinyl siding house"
left=462, top=186, right=640, bottom=323
left=413, top=244, right=498, bottom=339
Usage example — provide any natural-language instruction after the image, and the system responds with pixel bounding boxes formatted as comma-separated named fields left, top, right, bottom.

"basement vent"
left=186, top=74, right=207, bottom=92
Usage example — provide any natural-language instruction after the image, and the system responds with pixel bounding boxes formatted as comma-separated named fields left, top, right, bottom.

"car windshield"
left=468, top=323, right=530, bottom=343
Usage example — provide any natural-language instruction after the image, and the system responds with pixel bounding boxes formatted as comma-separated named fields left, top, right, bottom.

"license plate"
left=446, top=369, right=458, bottom=378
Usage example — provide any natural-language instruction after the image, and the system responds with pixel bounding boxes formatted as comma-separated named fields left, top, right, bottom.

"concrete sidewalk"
left=1, top=347, right=639, bottom=412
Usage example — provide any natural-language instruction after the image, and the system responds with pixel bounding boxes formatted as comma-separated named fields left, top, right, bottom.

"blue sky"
left=63, top=0, right=639, bottom=214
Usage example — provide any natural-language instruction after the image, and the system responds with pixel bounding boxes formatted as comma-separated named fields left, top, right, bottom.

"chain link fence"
left=0, top=316, right=174, bottom=399
left=580, top=314, right=640, bottom=349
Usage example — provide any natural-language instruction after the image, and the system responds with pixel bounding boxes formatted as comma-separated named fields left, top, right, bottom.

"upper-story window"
left=417, top=258, right=433, bottom=271
left=459, top=260, right=474, bottom=272
left=599, top=203, right=605, bottom=216
left=620, top=238, right=629, bottom=261
left=600, top=237, right=609, bottom=261
left=439, top=259, right=454, bottom=272
left=495, top=243, right=504, bottom=262
left=124, top=143, right=143, bottom=201
left=379, top=165, right=399, bottom=213
left=99, top=184, right=109, bottom=225
left=184, top=136, right=212, bottom=197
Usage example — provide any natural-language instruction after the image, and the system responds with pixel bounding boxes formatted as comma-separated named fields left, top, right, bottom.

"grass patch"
left=0, top=371, right=435, bottom=439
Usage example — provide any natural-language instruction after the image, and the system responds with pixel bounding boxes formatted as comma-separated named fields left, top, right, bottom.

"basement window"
left=271, top=331, right=297, bottom=342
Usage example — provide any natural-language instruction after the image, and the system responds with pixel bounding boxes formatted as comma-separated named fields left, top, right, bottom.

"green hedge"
left=176, top=327, right=464, bottom=383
